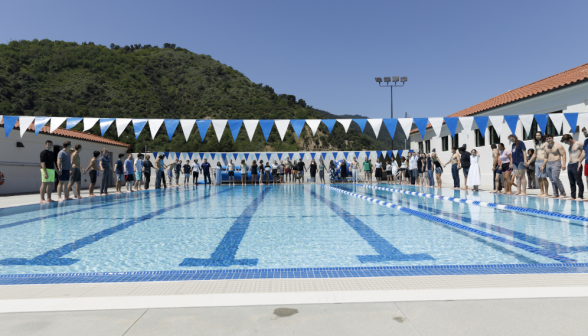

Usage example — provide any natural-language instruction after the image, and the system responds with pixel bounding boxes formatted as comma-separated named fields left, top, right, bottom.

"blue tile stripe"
left=360, top=184, right=588, bottom=223
left=323, top=185, right=576, bottom=263
left=2, top=263, right=588, bottom=285
left=0, top=188, right=233, bottom=266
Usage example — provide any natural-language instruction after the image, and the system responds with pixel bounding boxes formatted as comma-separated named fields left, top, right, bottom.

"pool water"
left=1, top=184, right=588, bottom=275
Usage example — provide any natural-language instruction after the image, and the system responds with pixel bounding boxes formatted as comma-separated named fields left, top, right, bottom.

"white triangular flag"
left=429, top=118, right=444, bottom=136
left=50, top=117, right=67, bottom=133
left=549, top=113, right=564, bottom=134
left=306, top=119, right=321, bottom=136
left=578, top=113, right=588, bottom=133
left=179, top=119, right=196, bottom=141
left=459, top=117, right=474, bottom=138
left=83, top=117, right=99, bottom=132
left=398, top=118, right=414, bottom=139
left=148, top=119, right=164, bottom=140
left=243, top=120, right=259, bottom=141
left=212, top=120, right=228, bottom=142
left=519, top=115, right=534, bottom=135
left=19, top=116, right=34, bottom=137
left=367, top=119, right=383, bottom=138
left=392, top=150, right=398, bottom=157
left=116, top=118, right=132, bottom=137
left=275, top=120, right=290, bottom=140
left=489, top=116, right=504, bottom=138
left=337, top=119, right=352, bottom=133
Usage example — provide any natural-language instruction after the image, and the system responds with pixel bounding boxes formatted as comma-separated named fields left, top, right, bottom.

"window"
left=442, top=136, right=449, bottom=151
left=425, top=140, right=431, bottom=153
left=488, top=126, right=500, bottom=145
left=451, top=134, right=459, bottom=149
left=475, top=129, right=485, bottom=147
left=418, top=141, right=424, bottom=153
left=523, top=119, right=538, bottom=140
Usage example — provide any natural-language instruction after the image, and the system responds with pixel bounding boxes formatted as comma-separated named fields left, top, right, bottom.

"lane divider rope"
left=359, top=184, right=588, bottom=223
left=321, top=185, right=575, bottom=263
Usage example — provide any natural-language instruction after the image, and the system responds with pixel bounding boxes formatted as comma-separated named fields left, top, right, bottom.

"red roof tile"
left=1, top=119, right=131, bottom=148
left=411, top=62, right=588, bottom=133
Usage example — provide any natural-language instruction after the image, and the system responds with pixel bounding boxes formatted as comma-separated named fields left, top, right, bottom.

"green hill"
left=0, top=39, right=407, bottom=153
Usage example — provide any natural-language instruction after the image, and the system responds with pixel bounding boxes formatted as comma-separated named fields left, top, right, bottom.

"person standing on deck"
left=297, top=159, right=307, bottom=184
left=69, top=144, right=83, bottom=199
left=201, top=159, right=212, bottom=185
left=143, top=155, right=154, bottom=190
left=191, top=159, right=200, bottom=185
left=561, top=134, right=584, bottom=200
left=541, top=134, right=567, bottom=198
left=98, top=149, right=111, bottom=196
left=83, top=151, right=100, bottom=197
left=490, top=144, right=503, bottom=193
left=114, top=153, right=125, bottom=194
left=134, top=154, right=143, bottom=191
left=352, top=157, right=361, bottom=183
left=582, top=127, right=588, bottom=199
left=443, top=147, right=460, bottom=189
left=183, top=160, right=191, bottom=186
left=227, top=160, right=236, bottom=186
left=56, top=141, right=72, bottom=201
left=509, top=134, right=528, bottom=196
left=528, top=132, right=549, bottom=196
left=124, top=154, right=135, bottom=193
left=458, top=146, right=471, bottom=190
left=40, top=140, right=59, bottom=203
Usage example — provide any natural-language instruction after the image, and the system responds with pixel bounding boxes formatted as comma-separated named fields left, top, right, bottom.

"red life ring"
left=0, top=171, right=4, bottom=185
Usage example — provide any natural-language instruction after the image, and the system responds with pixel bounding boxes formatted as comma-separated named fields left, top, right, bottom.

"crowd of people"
left=38, top=130, right=588, bottom=203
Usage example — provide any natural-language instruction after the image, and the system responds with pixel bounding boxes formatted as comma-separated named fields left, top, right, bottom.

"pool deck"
left=2, top=183, right=588, bottom=335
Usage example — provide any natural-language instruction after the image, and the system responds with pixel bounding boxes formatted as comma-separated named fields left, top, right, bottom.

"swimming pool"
left=2, top=184, right=588, bottom=283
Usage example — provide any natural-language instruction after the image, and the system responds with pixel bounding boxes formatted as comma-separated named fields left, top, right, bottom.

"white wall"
left=408, top=81, right=588, bottom=190
left=0, top=129, right=129, bottom=195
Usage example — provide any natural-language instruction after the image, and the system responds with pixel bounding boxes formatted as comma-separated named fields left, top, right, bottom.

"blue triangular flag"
left=164, top=152, right=170, bottom=159
left=222, top=153, right=227, bottom=161
left=278, top=153, right=283, bottom=160
left=152, top=152, right=158, bottom=159
left=408, top=149, right=414, bottom=153
left=3, top=116, right=18, bottom=138
left=259, top=120, right=274, bottom=141
left=322, top=119, right=337, bottom=133
left=288, top=153, right=294, bottom=160
left=444, top=117, right=459, bottom=138
left=199, top=153, right=204, bottom=160
left=299, top=153, right=305, bottom=160
left=255, top=153, right=260, bottom=161
left=228, top=120, right=243, bottom=141
left=133, top=119, right=148, bottom=139
left=322, top=153, right=327, bottom=160
left=376, top=151, right=382, bottom=159
left=535, top=114, right=549, bottom=135
left=188, top=153, right=193, bottom=160
left=365, top=151, right=371, bottom=159
left=175, top=152, right=181, bottom=159
left=99, top=118, right=115, bottom=136
left=383, top=118, right=398, bottom=139
left=35, top=117, right=51, bottom=136
left=66, top=117, right=83, bottom=130
left=343, top=152, right=349, bottom=160
left=473, top=116, right=489, bottom=138
left=354, top=152, right=360, bottom=160
left=387, top=150, right=393, bottom=159
left=164, top=119, right=180, bottom=141
left=504, top=115, right=519, bottom=135
left=353, top=119, right=367, bottom=132
left=564, top=113, right=579, bottom=133
left=413, top=118, right=429, bottom=139
left=266, top=153, right=271, bottom=161
left=233, top=153, right=239, bottom=160
left=244, top=153, right=249, bottom=161
left=398, top=150, right=403, bottom=157
left=290, top=120, right=306, bottom=137
left=311, top=153, right=316, bottom=160
left=211, top=153, right=216, bottom=160
left=196, top=120, right=211, bottom=141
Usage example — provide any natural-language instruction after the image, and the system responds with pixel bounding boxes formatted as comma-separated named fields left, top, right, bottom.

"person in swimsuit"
left=443, top=147, right=460, bottom=189
left=431, top=150, right=443, bottom=188
left=541, top=134, right=567, bottom=198
left=561, top=134, right=584, bottom=200
left=528, top=132, right=549, bottom=196
left=69, top=144, right=83, bottom=199
left=498, top=143, right=513, bottom=195
left=509, top=134, right=528, bottom=196
left=83, top=150, right=100, bottom=197
left=490, top=144, right=502, bottom=193
left=250, top=160, right=258, bottom=185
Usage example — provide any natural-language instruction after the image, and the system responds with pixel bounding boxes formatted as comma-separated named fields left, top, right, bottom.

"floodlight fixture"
left=384, top=77, right=391, bottom=83
left=400, top=76, right=408, bottom=83
left=392, top=76, right=399, bottom=83
left=375, top=77, right=382, bottom=83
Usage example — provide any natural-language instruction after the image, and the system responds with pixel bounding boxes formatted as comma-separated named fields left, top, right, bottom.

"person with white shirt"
left=409, top=152, right=418, bottom=185
left=191, top=159, right=200, bottom=185
left=134, top=154, right=144, bottom=191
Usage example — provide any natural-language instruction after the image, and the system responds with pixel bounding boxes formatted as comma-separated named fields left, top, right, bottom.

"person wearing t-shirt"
left=56, top=141, right=72, bottom=201
left=114, top=153, right=125, bottom=193
left=182, top=161, right=191, bottom=185
left=98, top=148, right=111, bottom=195
left=124, top=154, right=135, bottom=192
left=509, top=134, right=528, bottom=196
left=458, top=146, right=471, bottom=190
left=297, top=159, right=306, bottom=184
left=201, top=159, right=212, bottom=184
left=40, top=140, right=59, bottom=203
left=142, top=155, right=154, bottom=190
left=191, top=159, right=200, bottom=185
left=134, top=154, right=144, bottom=191
left=174, top=160, right=182, bottom=186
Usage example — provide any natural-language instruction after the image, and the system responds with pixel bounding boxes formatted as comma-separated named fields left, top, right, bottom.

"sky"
left=2, top=0, right=588, bottom=119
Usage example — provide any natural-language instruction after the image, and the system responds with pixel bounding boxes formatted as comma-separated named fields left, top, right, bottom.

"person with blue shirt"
left=124, top=154, right=135, bottom=193
left=98, top=148, right=111, bottom=196
left=114, top=153, right=125, bottom=194
left=509, top=134, right=528, bottom=196
left=201, top=159, right=212, bottom=184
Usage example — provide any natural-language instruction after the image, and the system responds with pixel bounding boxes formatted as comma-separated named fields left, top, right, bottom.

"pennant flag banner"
left=116, top=118, right=131, bottom=137
left=255, top=153, right=260, bottom=161
left=519, top=115, right=534, bottom=136
left=322, top=153, right=327, bottom=160
left=579, top=113, right=588, bottom=132
left=564, top=113, right=578, bottom=133
left=459, top=117, right=474, bottom=139
left=228, top=119, right=243, bottom=141
left=473, top=116, right=489, bottom=138
left=534, top=114, right=548, bottom=134
left=367, top=119, right=383, bottom=138
left=549, top=113, right=564, bottom=134
left=149, top=119, right=164, bottom=140
left=429, top=118, right=444, bottom=136
left=199, top=153, right=205, bottom=160
left=243, top=120, right=258, bottom=141
left=337, top=119, right=352, bottom=133
left=291, top=120, right=306, bottom=137
left=197, top=120, right=211, bottom=141
left=383, top=118, right=398, bottom=139
left=398, top=118, right=414, bottom=139
left=288, top=153, right=294, bottom=160
left=503, top=115, right=519, bottom=136
left=51, top=117, right=67, bottom=133
left=278, top=153, right=283, bottom=160
left=259, top=120, right=274, bottom=141
left=244, top=153, right=249, bottom=161
left=212, top=120, right=227, bottom=142
left=83, top=117, right=99, bottom=132
left=398, top=150, right=403, bottom=157
left=444, top=117, right=459, bottom=138
left=266, top=153, right=271, bottom=161
left=354, top=152, right=360, bottom=160
left=19, top=116, right=34, bottom=137
left=275, top=120, right=290, bottom=140
left=66, top=117, right=83, bottom=130
left=353, top=119, right=367, bottom=132
left=175, top=152, right=181, bottom=160
left=322, top=119, right=337, bottom=133
left=180, top=119, right=196, bottom=142
left=152, top=152, right=158, bottom=159
left=133, top=119, right=148, bottom=139
left=100, top=118, right=115, bottom=136
left=387, top=150, right=393, bottom=159
left=222, top=153, right=227, bottom=161
left=35, top=116, right=51, bottom=136
left=489, top=116, right=504, bottom=137
left=306, top=119, right=321, bottom=136
left=233, top=153, right=239, bottom=160
left=413, top=118, right=429, bottom=139
left=188, top=153, right=193, bottom=160
left=165, top=119, right=180, bottom=141
left=164, top=152, right=170, bottom=159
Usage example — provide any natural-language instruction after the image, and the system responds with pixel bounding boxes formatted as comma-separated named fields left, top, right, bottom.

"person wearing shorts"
left=183, top=161, right=191, bottom=185
left=297, top=159, right=306, bottom=183
left=124, top=154, right=135, bottom=192
left=115, top=153, right=125, bottom=193
left=134, top=154, right=144, bottom=191
left=509, top=134, right=528, bottom=195
left=227, top=160, right=236, bottom=186
left=285, top=159, right=292, bottom=183
left=56, top=141, right=72, bottom=201
left=363, top=158, right=372, bottom=183
left=40, top=140, right=59, bottom=203
left=240, top=159, right=248, bottom=185
left=278, top=160, right=285, bottom=183
left=250, top=160, right=258, bottom=185
left=83, top=150, right=100, bottom=197
left=191, top=160, right=200, bottom=185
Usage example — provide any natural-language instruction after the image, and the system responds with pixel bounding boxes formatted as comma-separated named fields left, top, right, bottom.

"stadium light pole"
left=375, top=76, right=407, bottom=150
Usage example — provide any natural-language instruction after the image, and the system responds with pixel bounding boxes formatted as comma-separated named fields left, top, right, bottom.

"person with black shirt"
left=174, top=160, right=182, bottom=186
left=40, top=140, right=59, bottom=203
left=309, top=159, right=317, bottom=184
left=250, top=160, right=258, bottom=185
left=143, top=155, right=154, bottom=189
left=297, top=159, right=306, bottom=184
left=83, top=151, right=100, bottom=197
left=458, top=145, right=471, bottom=190
left=182, top=161, right=191, bottom=185
left=201, top=159, right=212, bottom=184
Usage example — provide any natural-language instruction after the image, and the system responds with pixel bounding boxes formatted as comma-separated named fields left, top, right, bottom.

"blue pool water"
left=1, top=184, right=588, bottom=277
